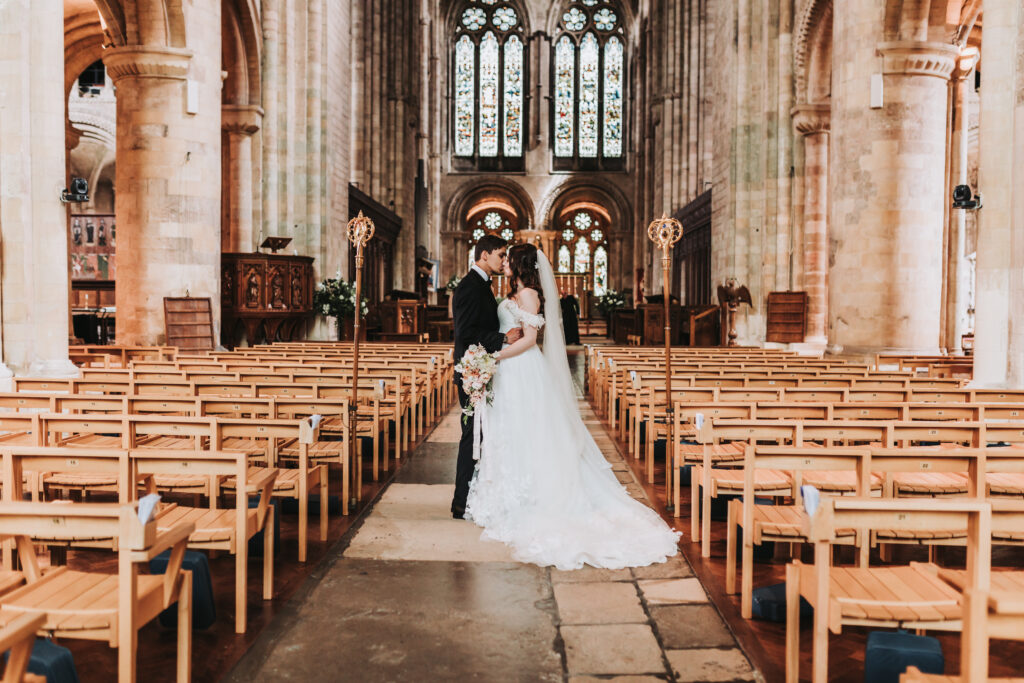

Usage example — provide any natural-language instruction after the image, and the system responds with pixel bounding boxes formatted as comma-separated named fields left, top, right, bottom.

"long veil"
left=536, top=251, right=609, bottom=468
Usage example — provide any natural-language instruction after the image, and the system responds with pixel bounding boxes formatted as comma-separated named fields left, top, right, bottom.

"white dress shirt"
left=471, top=264, right=490, bottom=281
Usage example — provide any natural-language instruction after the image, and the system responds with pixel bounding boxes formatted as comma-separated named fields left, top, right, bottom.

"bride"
left=465, top=243, right=680, bottom=570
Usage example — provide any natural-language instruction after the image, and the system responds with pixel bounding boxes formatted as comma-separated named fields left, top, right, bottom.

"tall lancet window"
left=453, top=1, right=528, bottom=171
left=551, top=0, right=626, bottom=170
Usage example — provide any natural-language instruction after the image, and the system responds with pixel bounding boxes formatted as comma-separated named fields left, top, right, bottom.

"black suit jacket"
left=453, top=269, right=505, bottom=367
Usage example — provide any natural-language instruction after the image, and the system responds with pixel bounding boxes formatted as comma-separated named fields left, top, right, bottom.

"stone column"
left=945, top=51, right=978, bottom=355
left=829, top=11, right=957, bottom=354
left=105, top=34, right=223, bottom=345
left=973, top=1, right=1024, bottom=387
left=0, top=0, right=77, bottom=378
left=222, top=105, right=263, bottom=253
left=792, top=104, right=830, bottom=348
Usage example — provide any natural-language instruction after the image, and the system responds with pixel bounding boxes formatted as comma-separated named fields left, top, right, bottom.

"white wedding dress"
left=465, top=254, right=680, bottom=570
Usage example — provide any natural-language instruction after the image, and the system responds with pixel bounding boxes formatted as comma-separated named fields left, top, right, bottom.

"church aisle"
left=227, top=401, right=759, bottom=682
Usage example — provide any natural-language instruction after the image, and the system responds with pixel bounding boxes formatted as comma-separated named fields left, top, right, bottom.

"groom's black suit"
left=451, top=268, right=506, bottom=516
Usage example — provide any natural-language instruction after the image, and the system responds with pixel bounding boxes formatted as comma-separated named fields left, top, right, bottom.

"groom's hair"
left=474, top=235, right=507, bottom=262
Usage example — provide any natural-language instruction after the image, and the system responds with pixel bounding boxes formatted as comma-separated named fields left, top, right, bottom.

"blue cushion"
left=248, top=498, right=280, bottom=558
left=864, top=630, right=944, bottom=683
left=2, top=638, right=79, bottom=683
left=149, top=550, right=216, bottom=630
left=751, top=582, right=812, bottom=623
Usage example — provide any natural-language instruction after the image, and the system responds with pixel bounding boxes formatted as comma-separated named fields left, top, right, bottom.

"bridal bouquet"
left=455, top=344, right=498, bottom=424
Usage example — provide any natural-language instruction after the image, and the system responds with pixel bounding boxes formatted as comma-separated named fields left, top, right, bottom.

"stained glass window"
left=574, top=238, right=591, bottom=273
left=554, top=36, right=575, bottom=157
left=551, top=1, right=626, bottom=163
left=558, top=245, right=571, bottom=272
left=578, top=33, right=599, bottom=157
left=453, top=3, right=526, bottom=161
left=483, top=211, right=502, bottom=231
left=455, top=35, right=475, bottom=156
left=593, top=246, right=608, bottom=296
left=501, top=228, right=514, bottom=241
left=504, top=35, right=523, bottom=156
left=556, top=209, right=611, bottom=293
left=479, top=32, right=499, bottom=157
left=473, top=228, right=486, bottom=241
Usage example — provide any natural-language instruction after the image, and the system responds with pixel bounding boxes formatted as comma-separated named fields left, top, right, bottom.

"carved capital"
left=103, top=46, right=193, bottom=82
left=222, top=104, right=265, bottom=136
left=791, top=103, right=831, bottom=136
left=878, top=41, right=958, bottom=80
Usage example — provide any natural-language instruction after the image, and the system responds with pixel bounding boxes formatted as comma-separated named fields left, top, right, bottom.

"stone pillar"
left=973, top=1, right=1024, bottom=387
left=106, top=33, right=222, bottom=345
left=945, top=51, right=978, bottom=355
left=792, top=104, right=830, bottom=348
left=829, top=11, right=956, bottom=354
left=222, top=105, right=263, bottom=253
left=0, top=0, right=77, bottom=378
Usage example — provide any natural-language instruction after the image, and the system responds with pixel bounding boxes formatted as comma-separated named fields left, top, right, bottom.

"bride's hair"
left=507, top=243, right=545, bottom=310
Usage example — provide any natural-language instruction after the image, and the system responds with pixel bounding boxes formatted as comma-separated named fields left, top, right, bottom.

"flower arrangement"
left=313, top=272, right=369, bottom=320
left=445, top=274, right=462, bottom=292
left=454, top=343, right=498, bottom=423
left=596, top=289, right=627, bottom=317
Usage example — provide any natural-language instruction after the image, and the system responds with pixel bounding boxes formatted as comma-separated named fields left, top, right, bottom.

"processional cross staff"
left=347, top=211, right=375, bottom=512
left=647, top=215, right=683, bottom=509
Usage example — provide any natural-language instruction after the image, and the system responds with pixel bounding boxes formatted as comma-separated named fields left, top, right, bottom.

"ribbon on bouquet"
left=472, top=400, right=489, bottom=461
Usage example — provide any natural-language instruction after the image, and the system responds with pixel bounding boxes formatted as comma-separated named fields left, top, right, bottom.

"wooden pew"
left=786, top=498, right=992, bottom=683
left=0, top=501, right=194, bottom=683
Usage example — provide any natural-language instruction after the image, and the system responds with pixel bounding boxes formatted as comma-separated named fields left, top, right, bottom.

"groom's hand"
left=505, top=327, right=523, bottom=344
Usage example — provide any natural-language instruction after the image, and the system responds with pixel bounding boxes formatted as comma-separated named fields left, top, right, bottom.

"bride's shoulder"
left=516, top=287, right=541, bottom=312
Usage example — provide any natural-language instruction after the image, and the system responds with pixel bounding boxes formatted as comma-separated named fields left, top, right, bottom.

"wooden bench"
left=0, top=501, right=194, bottom=683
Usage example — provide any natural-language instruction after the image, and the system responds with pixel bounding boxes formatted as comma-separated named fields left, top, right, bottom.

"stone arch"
left=539, top=177, right=631, bottom=234
left=222, top=0, right=261, bottom=106
left=543, top=0, right=639, bottom=42
left=442, top=0, right=532, bottom=34
left=793, top=0, right=832, bottom=105
left=93, top=0, right=187, bottom=48
left=446, top=177, right=536, bottom=233
left=64, top=2, right=107, bottom=99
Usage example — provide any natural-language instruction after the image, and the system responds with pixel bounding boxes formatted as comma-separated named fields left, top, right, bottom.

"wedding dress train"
left=465, top=255, right=680, bottom=570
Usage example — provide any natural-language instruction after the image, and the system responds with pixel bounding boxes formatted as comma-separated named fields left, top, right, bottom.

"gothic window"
left=453, top=2, right=527, bottom=171
left=555, top=208, right=610, bottom=294
left=551, top=1, right=626, bottom=170
left=467, top=206, right=518, bottom=266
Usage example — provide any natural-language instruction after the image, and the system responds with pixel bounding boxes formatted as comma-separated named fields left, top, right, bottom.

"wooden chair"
left=0, top=501, right=195, bottom=683
left=0, top=612, right=47, bottom=683
left=786, top=498, right=992, bottom=683
left=133, top=449, right=277, bottom=634
left=726, top=445, right=871, bottom=618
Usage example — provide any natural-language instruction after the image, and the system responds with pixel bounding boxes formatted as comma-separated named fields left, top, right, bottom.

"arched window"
left=453, top=2, right=527, bottom=171
left=552, top=0, right=626, bottom=170
left=467, top=206, right=519, bottom=268
left=555, top=207, right=610, bottom=294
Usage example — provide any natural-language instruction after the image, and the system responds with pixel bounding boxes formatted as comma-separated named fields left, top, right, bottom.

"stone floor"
left=228, top=390, right=759, bottom=682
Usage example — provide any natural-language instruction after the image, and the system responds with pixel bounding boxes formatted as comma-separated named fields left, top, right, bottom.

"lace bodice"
left=498, top=298, right=545, bottom=334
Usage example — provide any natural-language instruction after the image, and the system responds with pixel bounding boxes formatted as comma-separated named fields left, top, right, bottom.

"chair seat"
left=892, top=472, right=969, bottom=495
left=699, top=467, right=792, bottom=492
left=798, top=563, right=962, bottom=626
left=156, top=505, right=257, bottom=544
left=43, top=472, right=118, bottom=488
left=801, top=470, right=883, bottom=493
left=987, top=472, right=1024, bottom=496
left=677, top=442, right=745, bottom=464
left=221, top=466, right=304, bottom=493
left=753, top=505, right=856, bottom=539
left=152, top=474, right=210, bottom=491
left=0, top=570, right=165, bottom=633
left=278, top=440, right=346, bottom=461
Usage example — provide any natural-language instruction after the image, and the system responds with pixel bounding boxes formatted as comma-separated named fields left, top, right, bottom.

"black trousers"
left=452, top=379, right=477, bottom=514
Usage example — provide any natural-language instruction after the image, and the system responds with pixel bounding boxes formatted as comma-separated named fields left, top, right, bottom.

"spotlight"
left=952, top=184, right=982, bottom=210
left=61, top=177, right=89, bottom=203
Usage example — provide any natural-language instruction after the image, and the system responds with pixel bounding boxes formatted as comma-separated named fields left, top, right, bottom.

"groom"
left=450, top=234, right=522, bottom=519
